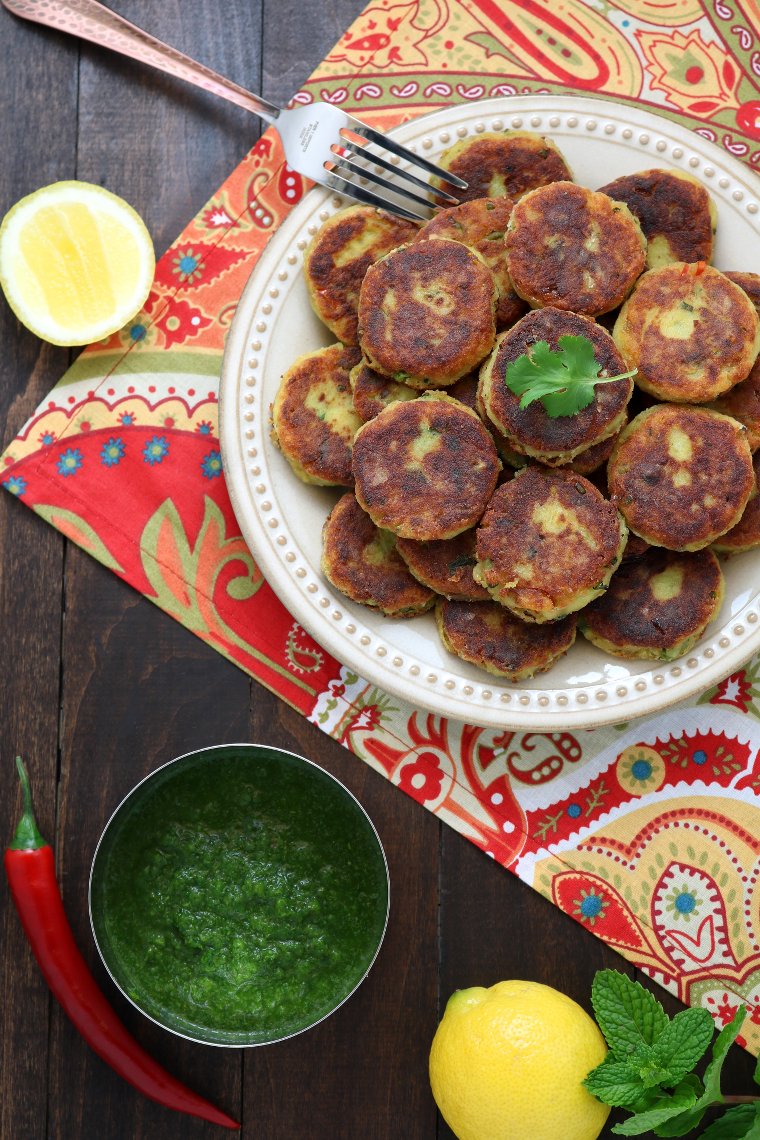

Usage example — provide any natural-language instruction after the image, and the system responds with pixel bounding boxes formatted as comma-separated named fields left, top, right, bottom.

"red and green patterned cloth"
left=4, top=0, right=760, bottom=1051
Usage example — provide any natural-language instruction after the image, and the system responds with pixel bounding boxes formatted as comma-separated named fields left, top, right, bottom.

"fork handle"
left=2, top=0, right=282, bottom=124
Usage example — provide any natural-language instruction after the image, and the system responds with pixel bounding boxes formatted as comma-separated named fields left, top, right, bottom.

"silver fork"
left=1, top=0, right=467, bottom=222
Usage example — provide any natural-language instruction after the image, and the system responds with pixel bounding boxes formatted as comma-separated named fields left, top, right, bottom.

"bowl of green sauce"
left=89, top=743, right=390, bottom=1046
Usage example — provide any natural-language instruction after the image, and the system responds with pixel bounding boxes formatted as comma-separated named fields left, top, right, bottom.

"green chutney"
left=90, top=746, right=389, bottom=1045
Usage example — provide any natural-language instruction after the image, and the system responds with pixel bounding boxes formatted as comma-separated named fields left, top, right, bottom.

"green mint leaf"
left=650, top=1007, right=715, bottom=1084
left=654, top=1108, right=709, bottom=1134
left=653, top=1109, right=707, bottom=1138
left=584, top=1057, right=648, bottom=1108
left=658, top=1006, right=751, bottom=1135
left=652, top=1075, right=706, bottom=1136
left=700, top=1102, right=760, bottom=1140
left=611, top=1082, right=699, bottom=1136
left=745, top=1105, right=760, bottom=1140
left=753, top=1051, right=760, bottom=1090
left=700, top=1006, right=748, bottom=1106
left=628, top=1042, right=678, bottom=1090
left=503, top=334, right=634, bottom=419
left=591, top=970, right=670, bottom=1059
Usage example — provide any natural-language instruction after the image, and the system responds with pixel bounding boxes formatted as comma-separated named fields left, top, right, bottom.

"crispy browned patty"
left=613, top=262, right=760, bottom=403
left=713, top=451, right=760, bottom=553
left=505, top=182, right=646, bottom=316
left=436, top=598, right=577, bottom=680
left=621, top=533, right=651, bottom=561
left=349, top=360, right=418, bottom=422
left=352, top=393, right=501, bottom=540
left=479, top=308, right=633, bottom=464
left=578, top=547, right=724, bottom=660
left=446, top=371, right=479, bottom=412
left=436, top=131, right=572, bottom=203
left=597, top=169, right=715, bottom=268
left=474, top=383, right=525, bottom=467
left=357, top=238, right=497, bottom=388
left=568, top=429, right=621, bottom=476
left=414, top=197, right=527, bottom=330
left=723, top=271, right=760, bottom=318
left=321, top=493, right=435, bottom=617
left=608, top=404, right=755, bottom=550
left=304, top=205, right=418, bottom=344
left=271, top=343, right=363, bottom=485
left=395, top=529, right=490, bottom=601
left=708, top=354, right=760, bottom=450
left=474, top=466, right=626, bottom=622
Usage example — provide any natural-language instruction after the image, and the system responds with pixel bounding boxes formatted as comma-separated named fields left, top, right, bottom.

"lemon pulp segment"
left=0, top=181, right=154, bottom=345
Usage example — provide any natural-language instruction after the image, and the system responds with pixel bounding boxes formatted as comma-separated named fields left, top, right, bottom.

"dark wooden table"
left=1, top=3, right=756, bottom=1138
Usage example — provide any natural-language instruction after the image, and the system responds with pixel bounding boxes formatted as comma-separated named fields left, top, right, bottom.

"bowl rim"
left=88, top=741, right=390, bottom=1048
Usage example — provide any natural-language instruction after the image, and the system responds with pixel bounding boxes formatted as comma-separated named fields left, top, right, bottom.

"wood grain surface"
left=0, top=3, right=756, bottom=1138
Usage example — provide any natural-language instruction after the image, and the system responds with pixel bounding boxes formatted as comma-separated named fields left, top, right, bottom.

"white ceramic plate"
left=220, top=95, right=760, bottom=731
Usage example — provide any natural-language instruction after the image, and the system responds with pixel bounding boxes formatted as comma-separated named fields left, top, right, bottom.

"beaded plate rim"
left=219, top=95, right=760, bottom=730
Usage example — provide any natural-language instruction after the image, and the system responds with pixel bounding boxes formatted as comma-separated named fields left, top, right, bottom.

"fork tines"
left=327, top=119, right=468, bottom=223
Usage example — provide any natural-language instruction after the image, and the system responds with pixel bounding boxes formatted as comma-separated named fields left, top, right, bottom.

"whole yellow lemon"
left=429, top=980, right=610, bottom=1140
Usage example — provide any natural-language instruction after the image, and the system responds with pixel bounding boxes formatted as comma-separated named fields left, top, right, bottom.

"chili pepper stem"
left=5, top=757, right=240, bottom=1129
left=9, top=757, right=47, bottom=851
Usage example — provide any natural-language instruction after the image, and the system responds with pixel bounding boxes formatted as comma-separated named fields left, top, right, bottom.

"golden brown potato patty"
left=321, top=493, right=435, bottom=617
left=436, top=131, right=572, bottom=203
left=578, top=547, right=724, bottom=660
left=357, top=238, right=497, bottom=388
left=349, top=360, right=417, bottom=422
left=479, top=308, right=633, bottom=465
left=505, top=182, right=646, bottom=316
left=445, top=371, right=480, bottom=413
left=568, top=430, right=621, bottom=476
left=608, top=404, right=755, bottom=550
left=722, top=271, right=760, bottom=318
left=708, top=355, right=760, bottom=450
left=712, top=451, right=760, bottom=553
left=474, top=466, right=626, bottom=622
left=597, top=169, right=715, bottom=268
left=352, top=393, right=501, bottom=541
left=303, top=205, right=418, bottom=344
left=414, top=197, right=527, bottom=330
left=395, top=529, right=490, bottom=601
left=622, top=533, right=651, bottom=561
left=436, top=598, right=577, bottom=680
left=613, top=262, right=760, bottom=403
left=271, top=343, right=362, bottom=485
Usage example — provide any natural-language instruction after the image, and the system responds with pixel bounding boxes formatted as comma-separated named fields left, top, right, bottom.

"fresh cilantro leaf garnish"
left=504, top=334, right=635, bottom=418
left=584, top=971, right=759, bottom=1139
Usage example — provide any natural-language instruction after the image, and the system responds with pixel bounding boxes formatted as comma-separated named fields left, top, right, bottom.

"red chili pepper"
left=4, top=757, right=240, bottom=1131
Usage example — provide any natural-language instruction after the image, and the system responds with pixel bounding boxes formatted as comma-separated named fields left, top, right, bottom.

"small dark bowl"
left=89, top=743, right=389, bottom=1046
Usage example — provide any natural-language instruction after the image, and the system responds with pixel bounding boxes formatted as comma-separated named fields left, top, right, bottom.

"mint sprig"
left=504, top=334, right=635, bottom=418
left=585, top=971, right=759, bottom=1138
left=700, top=1103, right=760, bottom=1139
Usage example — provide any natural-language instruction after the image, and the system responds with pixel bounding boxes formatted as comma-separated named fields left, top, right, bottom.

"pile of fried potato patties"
left=270, top=130, right=760, bottom=682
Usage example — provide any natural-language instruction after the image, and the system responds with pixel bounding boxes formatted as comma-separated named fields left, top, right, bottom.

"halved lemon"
left=0, top=181, right=155, bottom=346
